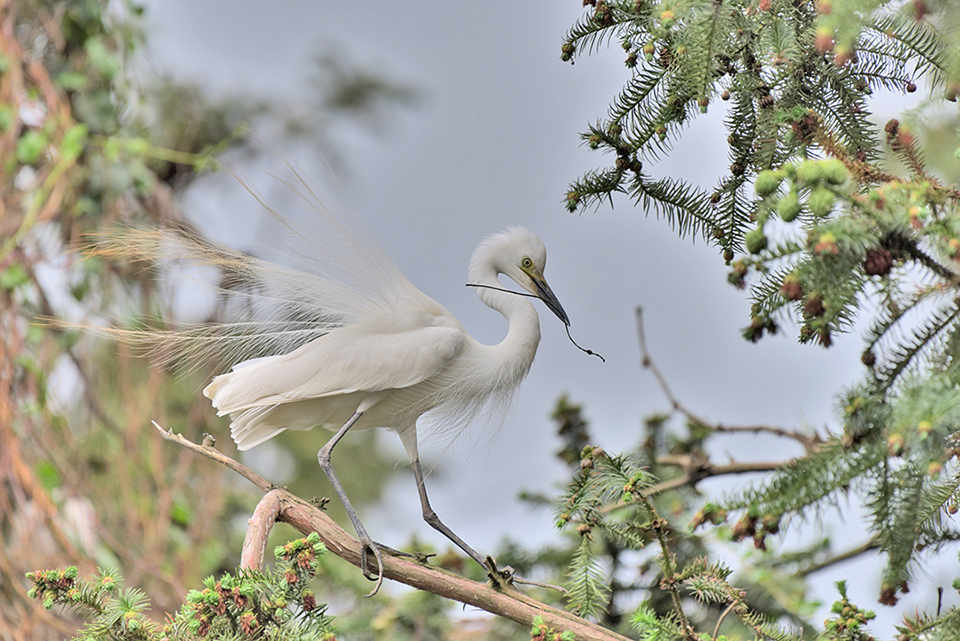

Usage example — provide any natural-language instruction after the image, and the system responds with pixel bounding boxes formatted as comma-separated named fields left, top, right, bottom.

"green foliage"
left=26, top=534, right=336, bottom=641
left=822, top=581, right=877, bottom=641
left=699, top=373, right=960, bottom=607
left=560, top=0, right=960, bottom=463
left=630, top=606, right=685, bottom=641
left=545, top=398, right=960, bottom=639
left=560, top=0, right=960, bottom=358
left=565, top=538, right=611, bottom=619
left=563, top=0, right=960, bottom=619
left=553, top=438, right=805, bottom=640
left=895, top=605, right=960, bottom=641
left=715, top=436, right=885, bottom=532
left=529, top=614, right=576, bottom=641
left=2, top=3, right=236, bottom=637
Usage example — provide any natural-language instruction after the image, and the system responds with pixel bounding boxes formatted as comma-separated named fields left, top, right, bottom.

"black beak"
left=533, top=277, right=570, bottom=326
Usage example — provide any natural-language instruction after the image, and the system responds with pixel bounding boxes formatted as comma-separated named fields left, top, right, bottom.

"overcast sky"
left=130, top=0, right=953, bottom=629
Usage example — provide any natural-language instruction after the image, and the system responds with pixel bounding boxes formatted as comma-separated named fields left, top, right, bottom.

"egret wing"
left=204, top=310, right=464, bottom=414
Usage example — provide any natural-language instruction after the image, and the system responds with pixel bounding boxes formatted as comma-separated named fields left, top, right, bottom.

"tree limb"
left=635, top=307, right=821, bottom=452
left=797, top=537, right=879, bottom=577
left=641, top=457, right=785, bottom=498
left=240, top=490, right=281, bottom=571
left=153, top=423, right=632, bottom=641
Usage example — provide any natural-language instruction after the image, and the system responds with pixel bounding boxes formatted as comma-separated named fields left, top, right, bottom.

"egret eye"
left=521, top=257, right=533, bottom=269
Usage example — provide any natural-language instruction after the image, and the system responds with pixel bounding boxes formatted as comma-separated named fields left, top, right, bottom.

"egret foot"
left=372, top=540, right=412, bottom=558
left=483, top=555, right=566, bottom=593
left=412, top=551, right=437, bottom=564
left=358, top=537, right=385, bottom=597
left=483, top=555, right=517, bottom=590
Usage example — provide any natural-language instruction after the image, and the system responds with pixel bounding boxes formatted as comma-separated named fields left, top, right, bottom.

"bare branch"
left=656, top=454, right=785, bottom=478
left=156, top=426, right=632, bottom=641
left=588, top=456, right=785, bottom=509
left=241, top=491, right=282, bottom=571
left=709, top=423, right=820, bottom=447
left=152, top=422, right=273, bottom=491
left=797, top=538, right=879, bottom=577
left=635, top=307, right=821, bottom=452
left=712, top=601, right=738, bottom=641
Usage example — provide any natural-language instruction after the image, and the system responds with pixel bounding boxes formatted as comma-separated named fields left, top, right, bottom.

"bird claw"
left=413, top=551, right=436, bottom=564
left=483, top=555, right=566, bottom=594
left=483, top=555, right=516, bottom=589
left=359, top=539, right=385, bottom=597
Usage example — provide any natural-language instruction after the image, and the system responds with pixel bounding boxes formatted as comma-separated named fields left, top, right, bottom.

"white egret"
left=85, top=169, right=590, bottom=594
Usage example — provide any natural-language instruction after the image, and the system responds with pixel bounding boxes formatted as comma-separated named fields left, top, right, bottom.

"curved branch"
left=240, top=490, right=281, bottom=571
left=153, top=424, right=631, bottom=641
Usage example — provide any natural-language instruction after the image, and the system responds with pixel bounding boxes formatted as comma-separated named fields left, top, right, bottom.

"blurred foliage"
left=0, top=1, right=226, bottom=637
left=0, top=1, right=430, bottom=640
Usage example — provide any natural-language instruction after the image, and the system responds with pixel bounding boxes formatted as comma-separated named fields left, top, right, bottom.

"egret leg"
left=409, top=462, right=570, bottom=591
left=398, top=429, right=509, bottom=580
left=409, top=455, right=488, bottom=570
left=408, top=457, right=569, bottom=591
left=317, top=411, right=384, bottom=595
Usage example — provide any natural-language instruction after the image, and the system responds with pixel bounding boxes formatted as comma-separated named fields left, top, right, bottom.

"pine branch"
left=609, top=69, right=672, bottom=159
left=565, top=538, right=611, bottom=620
left=626, top=174, right=718, bottom=240
left=690, top=0, right=727, bottom=101
left=719, top=438, right=887, bottom=516
left=916, top=467, right=960, bottom=537
left=870, top=10, right=947, bottom=87
left=870, top=460, right=927, bottom=603
left=871, top=301, right=960, bottom=393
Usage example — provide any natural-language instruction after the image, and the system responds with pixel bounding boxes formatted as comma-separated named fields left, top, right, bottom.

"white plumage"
left=205, top=225, right=560, bottom=449
left=205, top=309, right=466, bottom=448
left=92, top=173, right=571, bottom=594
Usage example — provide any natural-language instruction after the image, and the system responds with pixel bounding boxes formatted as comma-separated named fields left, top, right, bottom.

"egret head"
left=470, top=226, right=570, bottom=325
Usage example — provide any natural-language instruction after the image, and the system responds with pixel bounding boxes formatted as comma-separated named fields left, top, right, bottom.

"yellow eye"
left=521, top=257, right=533, bottom=269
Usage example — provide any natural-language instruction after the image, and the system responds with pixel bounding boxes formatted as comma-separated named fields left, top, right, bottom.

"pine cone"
left=804, top=294, right=825, bottom=317
left=863, top=247, right=893, bottom=276
left=780, top=274, right=804, bottom=300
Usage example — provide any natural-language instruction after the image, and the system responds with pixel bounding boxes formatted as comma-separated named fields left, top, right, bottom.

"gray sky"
left=132, top=0, right=951, bottom=628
